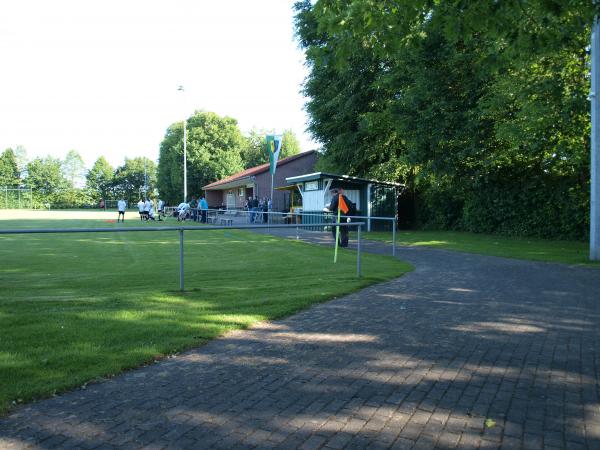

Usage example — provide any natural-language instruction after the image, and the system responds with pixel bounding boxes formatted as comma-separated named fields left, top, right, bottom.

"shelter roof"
left=285, top=172, right=404, bottom=188
left=203, top=150, right=317, bottom=190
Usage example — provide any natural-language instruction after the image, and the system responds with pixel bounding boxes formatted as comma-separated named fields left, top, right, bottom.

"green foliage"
left=281, top=129, right=302, bottom=158
left=111, top=157, right=156, bottom=204
left=241, top=128, right=269, bottom=169
left=157, top=111, right=245, bottom=203
left=86, top=156, right=114, bottom=202
left=295, top=0, right=594, bottom=239
left=62, top=150, right=86, bottom=188
left=241, top=128, right=303, bottom=169
left=26, top=156, right=92, bottom=208
left=26, top=157, right=69, bottom=204
left=0, top=148, right=20, bottom=187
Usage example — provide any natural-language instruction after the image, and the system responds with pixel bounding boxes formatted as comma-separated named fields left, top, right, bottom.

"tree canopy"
left=295, top=0, right=596, bottom=238
left=241, top=129, right=302, bottom=169
left=111, top=157, right=156, bottom=204
left=86, top=156, right=114, bottom=202
left=157, top=111, right=245, bottom=203
left=0, top=148, right=21, bottom=187
left=62, top=150, right=86, bottom=188
left=26, top=157, right=69, bottom=204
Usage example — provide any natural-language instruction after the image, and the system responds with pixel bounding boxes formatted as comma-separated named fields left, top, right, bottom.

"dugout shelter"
left=283, top=172, right=403, bottom=232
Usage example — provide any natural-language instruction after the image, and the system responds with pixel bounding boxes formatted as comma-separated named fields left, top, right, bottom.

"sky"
left=0, top=0, right=318, bottom=169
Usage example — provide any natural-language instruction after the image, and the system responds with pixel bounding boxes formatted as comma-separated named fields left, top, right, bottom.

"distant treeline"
left=0, top=113, right=302, bottom=208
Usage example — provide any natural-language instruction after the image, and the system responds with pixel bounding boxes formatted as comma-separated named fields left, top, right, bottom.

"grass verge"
left=359, top=229, right=598, bottom=266
left=0, top=216, right=412, bottom=414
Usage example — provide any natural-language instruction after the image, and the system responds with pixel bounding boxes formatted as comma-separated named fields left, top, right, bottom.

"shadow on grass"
left=1, top=268, right=599, bottom=448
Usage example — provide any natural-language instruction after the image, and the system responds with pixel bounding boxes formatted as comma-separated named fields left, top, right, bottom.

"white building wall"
left=307, top=188, right=361, bottom=211
left=302, top=190, right=325, bottom=211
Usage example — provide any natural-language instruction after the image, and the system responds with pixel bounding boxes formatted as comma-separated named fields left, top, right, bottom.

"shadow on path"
left=1, top=229, right=599, bottom=449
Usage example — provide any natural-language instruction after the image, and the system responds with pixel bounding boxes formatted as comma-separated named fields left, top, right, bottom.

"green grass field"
left=360, top=229, right=598, bottom=266
left=0, top=210, right=412, bottom=414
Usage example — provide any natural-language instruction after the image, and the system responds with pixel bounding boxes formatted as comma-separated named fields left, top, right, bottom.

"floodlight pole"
left=591, top=16, right=600, bottom=260
left=178, top=85, right=188, bottom=203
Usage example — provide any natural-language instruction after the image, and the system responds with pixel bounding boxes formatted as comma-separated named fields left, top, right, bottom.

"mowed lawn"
left=358, top=229, right=597, bottom=266
left=0, top=210, right=412, bottom=414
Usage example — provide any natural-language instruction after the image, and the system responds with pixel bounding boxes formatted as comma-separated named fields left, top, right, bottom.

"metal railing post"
left=392, top=218, right=396, bottom=257
left=179, top=229, right=184, bottom=291
left=357, top=224, right=362, bottom=277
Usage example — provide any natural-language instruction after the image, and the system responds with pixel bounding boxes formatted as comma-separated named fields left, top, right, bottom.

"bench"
left=206, top=213, right=217, bottom=224
left=219, top=210, right=236, bottom=226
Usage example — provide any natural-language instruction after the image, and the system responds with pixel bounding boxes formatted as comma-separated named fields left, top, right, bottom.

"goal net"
left=0, top=187, right=33, bottom=209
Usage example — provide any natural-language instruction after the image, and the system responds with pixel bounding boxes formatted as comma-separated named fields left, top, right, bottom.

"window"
left=239, top=188, right=244, bottom=197
left=305, top=180, right=319, bottom=191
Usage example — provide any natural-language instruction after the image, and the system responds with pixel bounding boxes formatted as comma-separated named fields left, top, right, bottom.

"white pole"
left=591, top=17, right=600, bottom=260
left=271, top=173, right=274, bottom=208
left=178, top=85, right=187, bottom=203
left=183, top=119, right=187, bottom=203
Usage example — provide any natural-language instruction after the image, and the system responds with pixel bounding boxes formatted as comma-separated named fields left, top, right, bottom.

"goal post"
left=0, top=187, right=33, bottom=209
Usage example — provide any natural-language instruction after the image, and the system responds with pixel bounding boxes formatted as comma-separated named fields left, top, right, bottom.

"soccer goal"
left=0, top=187, right=33, bottom=209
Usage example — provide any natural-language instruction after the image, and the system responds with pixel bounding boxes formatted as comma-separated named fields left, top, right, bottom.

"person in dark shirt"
left=327, top=188, right=351, bottom=247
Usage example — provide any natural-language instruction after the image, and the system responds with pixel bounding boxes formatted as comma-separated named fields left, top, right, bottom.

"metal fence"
left=0, top=187, right=33, bottom=209
left=0, top=222, right=365, bottom=291
left=177, top=208, right=397, bottom=256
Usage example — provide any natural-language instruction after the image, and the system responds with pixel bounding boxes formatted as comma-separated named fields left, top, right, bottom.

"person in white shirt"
left=177, top=202, right=190, bottom=221
left=157, top=199, right=165, bottom=221
left=144, top=198, right=152, bottom=221
left=117, top=199, right=126, bottom=222
left=147, top=197, right=156, bottom=221
left=137, top=199, right=145, bottom=221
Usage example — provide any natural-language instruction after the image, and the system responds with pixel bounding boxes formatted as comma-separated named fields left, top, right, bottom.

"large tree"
left=26, top=156, right=69, bottom=204
left=111, top=157, right=156, bottom=204
left=62, top=150, right=86, bottom=188
left=0, top=148, right=20, bottom=187
left=86, top=156, right=114, bottom=202
left=157, top=111, right=245, bottom=203
left=294, top=0, right=595, bottom=238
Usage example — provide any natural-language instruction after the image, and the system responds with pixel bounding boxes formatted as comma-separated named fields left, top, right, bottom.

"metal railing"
left=0, top=222, right=365, bottom=291
left=191, top=208, right=397, bottom=256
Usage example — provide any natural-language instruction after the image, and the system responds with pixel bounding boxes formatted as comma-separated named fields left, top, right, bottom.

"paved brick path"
left=1, top=231, right=599, bottom=449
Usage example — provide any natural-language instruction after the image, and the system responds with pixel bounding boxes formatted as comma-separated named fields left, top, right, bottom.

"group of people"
left=115, top=196, right=211, bottom=223
left=115, top=197, right=165, bottom=222
left=176, top=196, right=208, bottom=222
left=114, top=188, right=352, bottom=249
left=135, top=198, right=165, bottom=221
left=245, top=196, right=271, bottom=223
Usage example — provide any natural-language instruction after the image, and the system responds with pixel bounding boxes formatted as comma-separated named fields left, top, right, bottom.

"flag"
left=266, top=134, right=283, bottom=175
left=338, top=194, right=349, bottom=214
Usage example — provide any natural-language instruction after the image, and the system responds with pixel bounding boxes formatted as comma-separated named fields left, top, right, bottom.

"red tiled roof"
left=203, top=150, right=316, bottom=190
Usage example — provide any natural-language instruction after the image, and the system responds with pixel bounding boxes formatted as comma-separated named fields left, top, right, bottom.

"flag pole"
left=271, top=172, right=274, bottom=206
left=334, top=198, right=341, bottom=263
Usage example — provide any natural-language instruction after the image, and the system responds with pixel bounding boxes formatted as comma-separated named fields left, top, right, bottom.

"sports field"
left=0, top=209, right=411, bottom=414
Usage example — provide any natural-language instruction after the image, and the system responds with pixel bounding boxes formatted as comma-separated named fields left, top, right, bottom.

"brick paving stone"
left=1, top=234, right=600, bottom=450
left=323, top=432, right=351, bottom=450
left=391, top=437, right=415, bottom=449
